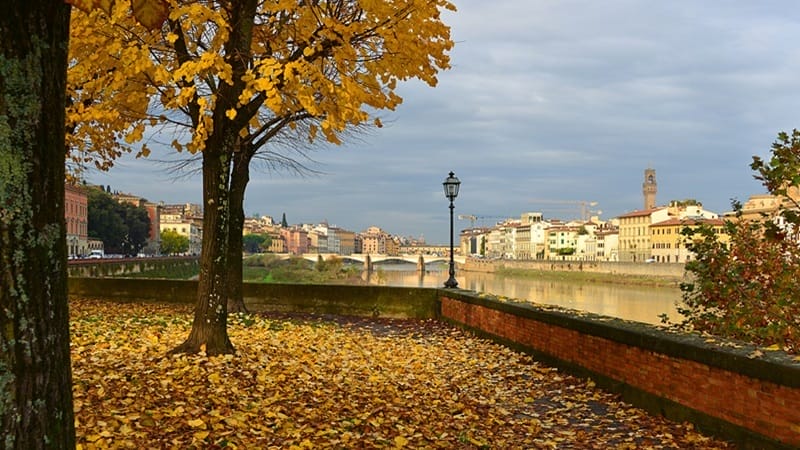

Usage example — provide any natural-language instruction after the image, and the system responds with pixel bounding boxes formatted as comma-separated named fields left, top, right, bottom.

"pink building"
left=281, top=228, right=309, bottom=255
left=65, top=183, right=88, bottom=257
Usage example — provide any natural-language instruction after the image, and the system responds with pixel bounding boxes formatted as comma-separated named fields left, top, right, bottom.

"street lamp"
left=443, top=171, right=461, bottom=288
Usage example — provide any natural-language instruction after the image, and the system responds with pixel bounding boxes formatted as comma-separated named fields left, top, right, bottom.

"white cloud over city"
left=88, top=0, right=800, bottom=243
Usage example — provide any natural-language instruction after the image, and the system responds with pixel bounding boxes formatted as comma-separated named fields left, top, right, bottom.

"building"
left=281, top=227, right=309, bottom=255
left=544, top=225, right=581, bottom=259
left=650, top=217, right=729, bottom=263
left=595, top=224, right=619, bottom=261
left=360, top=226, right=388, bottom=254
left=617, top=208, right=668, bottom=262
left=159, top=219, right=202, bottom=255
left=618, top=201, right=719, bottom=262
left=459, top=228, right=489, bottom=257
left=332, top=228, right=355, bottom=255
left=643, top=167, right=657, bottom=210
left=65, top=183, right=88, bottom=257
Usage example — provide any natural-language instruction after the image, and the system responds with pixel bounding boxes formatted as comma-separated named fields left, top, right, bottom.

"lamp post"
left=443, top=171, right=460, bottom=288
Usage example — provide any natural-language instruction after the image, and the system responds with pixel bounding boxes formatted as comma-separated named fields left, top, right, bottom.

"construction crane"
left=458, top=214, right=509, bottom=228
left=529, top=199, right=600, bottom=221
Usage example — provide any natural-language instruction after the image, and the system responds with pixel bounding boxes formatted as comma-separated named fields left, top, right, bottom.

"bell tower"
left=643, top=168, right=657, bottom=210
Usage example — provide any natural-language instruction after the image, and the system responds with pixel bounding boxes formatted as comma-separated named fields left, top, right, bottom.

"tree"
left=160, top=229, right=191, bottom=255
left=0, top=1, right=166, bottom=445
left=87, top=187, right=151, bottom=256
left=281, top=213, right=288, bottom=228
left=679, top=130, right=800, bottom=353
left=0, top=2, right=75, bottom=446
left=75, top=0, right=454, bottom=355
left=121, top=203, right=151, bottom=256
left=243, top=233, right=271, bottom=254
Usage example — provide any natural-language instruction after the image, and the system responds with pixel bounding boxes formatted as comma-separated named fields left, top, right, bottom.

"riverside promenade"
left=70, top=275, right=800, bottom=449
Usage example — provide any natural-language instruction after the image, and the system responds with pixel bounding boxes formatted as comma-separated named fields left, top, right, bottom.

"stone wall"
left=439, top=290, right=799, bottom=450
left=464, top=259, right=687, bottom=279
left=67, top=277, right=439, bottom=320
left=67, top=256, right=199, bottom=278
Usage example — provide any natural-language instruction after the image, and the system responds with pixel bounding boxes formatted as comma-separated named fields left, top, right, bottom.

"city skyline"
left=87, top=1, right=797, bottom=244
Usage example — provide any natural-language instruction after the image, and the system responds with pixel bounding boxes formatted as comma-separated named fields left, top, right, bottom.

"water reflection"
left=367, top=262, right=682, bottom=325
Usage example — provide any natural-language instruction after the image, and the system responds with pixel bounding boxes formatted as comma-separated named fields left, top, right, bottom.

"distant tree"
left=160, top=229, right=190, bottom=255
left=121, top=203, right=151, bottom=256
left=88, top=188, right=127, bottom=252
left=87, top=188, right=151, bottom=256
left=281, top=213, right=289, bottom=228
left=242, top=233, right=271, bottom=254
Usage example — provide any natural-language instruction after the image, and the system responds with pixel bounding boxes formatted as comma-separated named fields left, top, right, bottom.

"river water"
left=365, top=262, right=683, bottom=325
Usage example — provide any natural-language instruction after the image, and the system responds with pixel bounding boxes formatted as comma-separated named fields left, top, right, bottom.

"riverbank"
left=464, top=259, right=687, bottom=288
left=494, top=267, right=684, bottom=288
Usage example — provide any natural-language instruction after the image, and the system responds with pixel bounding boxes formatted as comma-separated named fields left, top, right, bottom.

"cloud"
left=87, top=0, right=800, bottom=243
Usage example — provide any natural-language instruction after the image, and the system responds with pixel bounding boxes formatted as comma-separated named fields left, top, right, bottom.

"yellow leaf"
left=763, top=344, right=782, bottom=351
left=194, top=430, right=210, bottom=440
left=130, top=0, right=169, bottom=29
left=187, top=418, right=206, bottom=428
left=225, top=108, right=237, bottom=120
left=208, top=372, right=221, bottom=384
left=393, top=435, right=409, bottom=448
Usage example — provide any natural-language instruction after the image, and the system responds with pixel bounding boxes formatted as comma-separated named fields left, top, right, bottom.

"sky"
left=88, top=1, right=800, bottom=244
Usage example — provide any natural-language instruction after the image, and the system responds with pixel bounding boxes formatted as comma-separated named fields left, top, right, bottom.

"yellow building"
left=650, top=217, right=728, bottom=263
left=617, top=208, right=667, bottom=262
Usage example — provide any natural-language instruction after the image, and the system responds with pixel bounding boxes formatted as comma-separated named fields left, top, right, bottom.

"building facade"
left=65, top=183, right=88, bottom=257
left=650, top=217, right=728, bottom=263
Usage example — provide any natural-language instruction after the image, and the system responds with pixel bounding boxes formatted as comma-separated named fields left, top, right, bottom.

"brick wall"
left=440, top=293, right=800, bottom=449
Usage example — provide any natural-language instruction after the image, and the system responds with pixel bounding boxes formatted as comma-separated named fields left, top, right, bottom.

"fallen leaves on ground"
left=70, top=298, right=734, bottom=449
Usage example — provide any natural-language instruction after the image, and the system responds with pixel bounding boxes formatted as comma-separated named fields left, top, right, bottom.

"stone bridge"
left=277, top=253, right=466, bottom=272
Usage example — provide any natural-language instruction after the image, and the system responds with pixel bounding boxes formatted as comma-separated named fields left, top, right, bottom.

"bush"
left=676, top=130, right=800, bottom=354
left=678, top=216, right=800, bottom=353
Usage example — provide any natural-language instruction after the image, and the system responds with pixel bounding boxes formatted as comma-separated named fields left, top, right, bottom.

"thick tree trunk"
left=227, top=149, right=255, bottom=314
left=170, top=147, right=235, bottom=356
left=171, top=0, right=258, bottom=354
left=0, top=1, right=76, bottom=448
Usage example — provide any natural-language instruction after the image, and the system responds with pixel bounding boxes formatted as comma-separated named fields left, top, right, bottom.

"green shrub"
left=677, top=130, right=800, bottom=354
left=678, top=216, right=800, bottom=353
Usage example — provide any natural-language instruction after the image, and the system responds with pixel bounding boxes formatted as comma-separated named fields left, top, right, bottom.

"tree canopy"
left=678, top=129, right=800, bottom=354
left=160, top=229, right=191, bottom=255
left=243, top=233, right=271, bottom=253
left=87, top=187, right=151, bottom=256
left=70, top=0, right=455, bottom=355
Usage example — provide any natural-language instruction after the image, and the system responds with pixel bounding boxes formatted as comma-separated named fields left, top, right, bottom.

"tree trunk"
left=0, top=1, right=76, bottom=448
left=170, top=147, right=235, bottom=356
left=227, top=149, right=255, bottom=314
left=171, top=0, right=258, bottom=354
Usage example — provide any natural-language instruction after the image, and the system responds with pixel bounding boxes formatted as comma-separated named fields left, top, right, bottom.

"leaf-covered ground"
left=71, top=299, right=734, bottom=449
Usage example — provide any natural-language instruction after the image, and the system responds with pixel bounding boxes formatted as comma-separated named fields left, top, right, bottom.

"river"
left=365, top=262, right=683, bottom=325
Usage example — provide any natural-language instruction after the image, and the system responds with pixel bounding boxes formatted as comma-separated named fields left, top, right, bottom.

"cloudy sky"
left=88, top=1, right=800, bottom=244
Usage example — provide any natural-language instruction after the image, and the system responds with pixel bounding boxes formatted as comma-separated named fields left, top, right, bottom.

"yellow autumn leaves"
left=67, top=0, right=455, bottom=162
left=70, top=299, right=731, bottom=449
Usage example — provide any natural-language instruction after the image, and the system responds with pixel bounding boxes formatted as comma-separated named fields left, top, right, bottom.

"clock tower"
left=643, top=168, right=657, bottom=210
